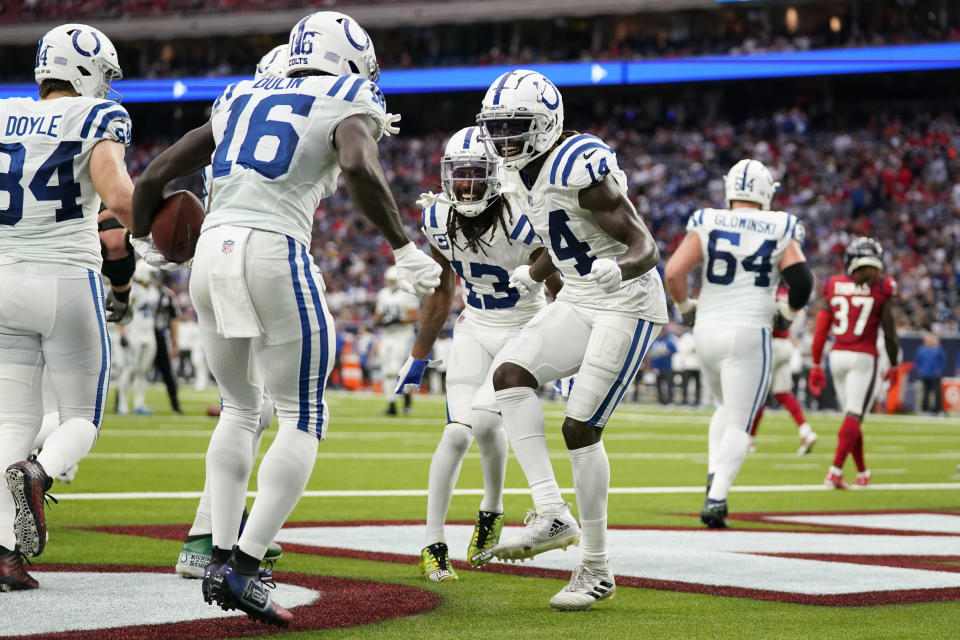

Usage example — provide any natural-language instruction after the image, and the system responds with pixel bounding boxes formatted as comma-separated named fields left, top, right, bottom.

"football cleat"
left=700, top=498, right=729, bottom=529
left=207, top=564, right=292, bottom=627
left=855, top=469, right=872, bottom=487
left=825, top=466, right=850, bottom=490
left=419, top=542, right=458, bottom=582
left=797, top=429, right=819, bottom=456
left=5, top=456, right=56, bottom=557
left=176, top=534, right=282, bottom=579
left=491, top=504, right=580, bottom=562
left=468, top=510, right=504, bottom=567
left=0, top=545, right=38, bottom=591
left=201, top=561, right=223, bottom=604
left=549, top=563, right=616, bottom=611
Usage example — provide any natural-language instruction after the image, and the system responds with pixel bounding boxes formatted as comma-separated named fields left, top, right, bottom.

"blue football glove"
left=395, top=356, right=431, bottom=395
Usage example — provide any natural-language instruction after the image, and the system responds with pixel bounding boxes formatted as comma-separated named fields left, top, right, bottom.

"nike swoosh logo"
left=583, top=150, right=598, bottom=159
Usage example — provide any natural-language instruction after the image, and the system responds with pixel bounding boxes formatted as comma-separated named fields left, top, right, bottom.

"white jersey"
left=687, top=207, right=804, bottom=330
left=422, top=198, right=546, bottom=327
left=127, top=282, right=159, bottom=343
left=0, top=96, right=131, bottom=271
left=516, top=134, right=668, bottom=322
left=203, top=75, right=388, bottom=247
left=375, top=286, right=419, bottom=338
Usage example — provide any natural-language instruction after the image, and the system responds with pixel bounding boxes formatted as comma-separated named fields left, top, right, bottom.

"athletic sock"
left=424, top=422, right=473, bottom=545
left=775, top=392, right=807, bottom=426
left=569, top=441, right=609, bottom=566
left=238, top=427, right=318, bottom=560
left=706, top=428, right=751, bottom=502
left=206, top=410, right=259, bottom=552
left=495, top=387, right=563, bottom=509
left=471, top=409, right=507, bottom=514
left=851, top=432, right=867, bottom=472
left=35, top=418, right=97, bottom=479
left=833, top=414, right=861, bottom=469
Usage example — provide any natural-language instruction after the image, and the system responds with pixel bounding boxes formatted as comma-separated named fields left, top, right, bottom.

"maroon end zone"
left=18, top=564, right=440, bottom=640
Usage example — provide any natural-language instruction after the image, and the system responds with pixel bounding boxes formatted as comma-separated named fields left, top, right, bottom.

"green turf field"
left=25, top=387, right=960, bottom=639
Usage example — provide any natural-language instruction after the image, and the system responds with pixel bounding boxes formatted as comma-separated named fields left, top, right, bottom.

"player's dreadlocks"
left=446, top=194, right=515, bottom=259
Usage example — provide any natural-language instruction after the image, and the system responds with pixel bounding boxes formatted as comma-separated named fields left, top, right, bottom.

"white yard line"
left=51, top=482, right=960, bottom=501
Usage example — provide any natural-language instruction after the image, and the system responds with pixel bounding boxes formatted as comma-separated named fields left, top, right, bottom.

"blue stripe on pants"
left=86, top=270, right=109, bottom=427
left=300, top=246, right=329, bottom=439
left=586, top=319, right=647, bottom=426
left=605, top=321, right=656, bottom=423
left=288, top=237, right=312, bottom=433
left=746, top=328, right=772, bottom=431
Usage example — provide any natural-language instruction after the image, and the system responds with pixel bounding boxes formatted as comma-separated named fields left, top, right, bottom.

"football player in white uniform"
left=131, top=12, right=440, bottom=625
left=114, top=263, right=160, bottom=415
left=375, top=266, right=420, bottom=415
left=394, top=126, right=560, bottom=582
left=476, top=70, right=668, bottom=611
left=174, top=46, right=286, bottom=581
left=1, top=24, right=135, bottom=591
left=664, top=159, right=814, bottom=528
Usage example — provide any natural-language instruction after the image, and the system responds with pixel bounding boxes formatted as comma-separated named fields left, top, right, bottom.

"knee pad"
left=442, top=422, right=474, bottom=455
left=469, top=409, right=501, bottom=441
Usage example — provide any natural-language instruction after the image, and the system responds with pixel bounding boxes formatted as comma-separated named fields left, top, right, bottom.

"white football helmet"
left=476, top=69, right=564, bottom=170
left=34, top=23, right=122, bottom=100
left=287, top=11, right=379, bottom=82
left=255, top=44, right=288, bottom=80
left=440, top=126, right=502, bottom=217
left=384, top=265, right=399, bottom=288
left=724, top=159, right=779, bottom=210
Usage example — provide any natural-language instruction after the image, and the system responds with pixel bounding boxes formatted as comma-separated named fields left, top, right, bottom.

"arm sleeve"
left=781, top=261, right=814, bottom=309
left=811, top=309, right=832, bottom=366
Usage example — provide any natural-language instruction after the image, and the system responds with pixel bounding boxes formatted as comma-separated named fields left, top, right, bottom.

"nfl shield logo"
left=222, top=239, right=235, bottom=254
left=527, top=195, right=533, bottom=205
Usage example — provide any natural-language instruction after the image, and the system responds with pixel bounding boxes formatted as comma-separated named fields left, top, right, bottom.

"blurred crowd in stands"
left=1, top=1, right=957, bottom=80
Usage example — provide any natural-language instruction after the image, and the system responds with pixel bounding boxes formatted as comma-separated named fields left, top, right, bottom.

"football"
left=150, top=190, right=205, bottom=263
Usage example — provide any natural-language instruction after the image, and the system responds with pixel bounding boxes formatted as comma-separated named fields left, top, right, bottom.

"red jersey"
left=773, top=284, right=790, bottom=339
left=822, top=274, right=897, bottom=356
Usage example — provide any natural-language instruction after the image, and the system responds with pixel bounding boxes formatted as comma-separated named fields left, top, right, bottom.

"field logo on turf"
left=265, top=510, right=960, bottom=606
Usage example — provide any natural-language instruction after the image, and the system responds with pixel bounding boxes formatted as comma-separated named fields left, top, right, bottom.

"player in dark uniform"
left=808, top=237, right=898, bottom=489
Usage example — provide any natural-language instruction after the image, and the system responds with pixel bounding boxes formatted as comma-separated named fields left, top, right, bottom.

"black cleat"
left=700, top=498, right=729, bottom=529
left=207, top=563, right=292, bottom=627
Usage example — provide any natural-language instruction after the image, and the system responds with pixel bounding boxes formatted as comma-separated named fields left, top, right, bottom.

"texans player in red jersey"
left=749, top=284, right=819, bottom=455
left=809, top=237, right=899, bottom=489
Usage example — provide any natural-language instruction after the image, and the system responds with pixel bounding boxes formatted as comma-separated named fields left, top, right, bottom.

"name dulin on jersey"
left=203, top=75, right=388, bottom=246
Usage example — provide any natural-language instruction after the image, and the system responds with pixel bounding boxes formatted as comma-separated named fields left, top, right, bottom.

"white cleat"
left=797, top=427, right=819, bottom=456
left=549, top=563, right=616, bottom=611
left=492, top=504, right=580, bottom=562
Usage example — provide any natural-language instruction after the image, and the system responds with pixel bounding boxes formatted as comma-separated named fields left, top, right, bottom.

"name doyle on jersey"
left=713, top=213, right=777, bottom=235
left=6, top=114, right=61, bottom=138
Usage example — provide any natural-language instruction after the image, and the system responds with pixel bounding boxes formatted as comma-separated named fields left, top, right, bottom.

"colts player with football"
left=477, top=70, right=668, bottom=611
left=395, top=126, right=561, bottom=582
left=1, top=24, right=138, bottom=591
left=809, top=236, right=899, bottom=489
left=131, top=12, right=441, bottom=625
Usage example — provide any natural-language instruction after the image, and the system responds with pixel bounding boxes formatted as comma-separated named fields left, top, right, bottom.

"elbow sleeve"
left=781, top=262, right=813, bottom=309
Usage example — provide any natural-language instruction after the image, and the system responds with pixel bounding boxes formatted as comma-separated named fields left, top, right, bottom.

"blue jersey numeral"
left=450, top=261, right=520, bottom=310
left=706, top=229, right=776, bottom=287
left=212, top=93, right=316, bottom=180
left=0, top=140, right=83, bottom=227
left=0, top=142, right=26, bottom=226
left=548, top=208, right=594, bottom=276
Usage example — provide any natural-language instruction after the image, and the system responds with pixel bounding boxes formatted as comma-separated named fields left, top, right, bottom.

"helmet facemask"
left=477, top=111, right=552, bottom=170
left=441, top=156, right=500, bottom=218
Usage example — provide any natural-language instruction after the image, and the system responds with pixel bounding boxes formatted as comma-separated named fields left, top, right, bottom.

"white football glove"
left=384, top=112, right=401, bottom=137
left=130, top=235, right=181, bottom=271
left=416, top=191, right=440, bottom=210
left=676, top=298, right=697, bottom=327
left=508, top=265, right=543, bottom=296
left=773, top=300, right=798, bottom=332
left=586, top=258, right=622, bottom=292
left=393, top=242, right=442, bottom=297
